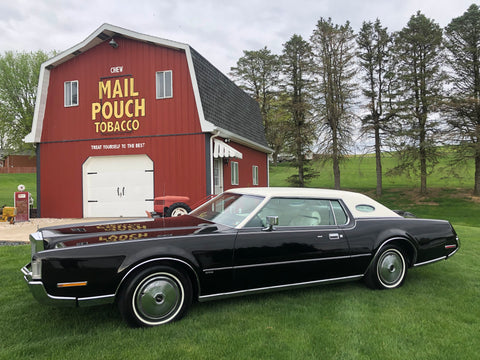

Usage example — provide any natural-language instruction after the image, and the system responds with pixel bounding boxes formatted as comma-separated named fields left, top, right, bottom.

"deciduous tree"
left=229, top=47, right=283, bottom=160
left=0, top=50, right=51, bottom=153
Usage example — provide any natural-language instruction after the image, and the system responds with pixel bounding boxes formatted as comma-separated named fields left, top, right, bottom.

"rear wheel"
left=165, top=202, right=191, bottom=217
left=365, top=246, right=407, bottom=289
left=118, top=266, right=192, bottom=327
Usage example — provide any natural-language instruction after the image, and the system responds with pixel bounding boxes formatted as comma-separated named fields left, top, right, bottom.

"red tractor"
left=152, top=196, right=191, bottom=217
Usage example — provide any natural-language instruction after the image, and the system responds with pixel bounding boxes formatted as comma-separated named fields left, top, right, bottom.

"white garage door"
left=83, top=155, right=154, bottom=217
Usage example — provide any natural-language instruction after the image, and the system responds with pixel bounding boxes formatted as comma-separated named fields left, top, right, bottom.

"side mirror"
left=262, top=216, right=279, bottom=231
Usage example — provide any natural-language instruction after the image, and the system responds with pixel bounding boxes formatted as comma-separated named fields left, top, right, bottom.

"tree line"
left=230, top=4, right=480, bottom=196
left=1, top=6, right=479, bottom=196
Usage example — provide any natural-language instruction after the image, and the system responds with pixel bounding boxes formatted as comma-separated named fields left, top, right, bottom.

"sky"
left=0, top=0, right=478, bottom=74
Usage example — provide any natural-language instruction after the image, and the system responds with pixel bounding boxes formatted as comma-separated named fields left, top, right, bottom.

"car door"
left=232, top=198, right=353, bottom=291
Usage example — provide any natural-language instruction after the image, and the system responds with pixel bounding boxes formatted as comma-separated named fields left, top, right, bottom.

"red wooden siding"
left=41, top=38, right=201, bottom=143
left=223, top=141, right=268, bottom=190
left=39, top=134, right=207, bottom=218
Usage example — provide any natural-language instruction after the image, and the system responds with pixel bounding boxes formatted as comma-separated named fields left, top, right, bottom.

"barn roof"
left=25, top=23, right=270, bottom=153
left=189, top=48, right=268, bottom=150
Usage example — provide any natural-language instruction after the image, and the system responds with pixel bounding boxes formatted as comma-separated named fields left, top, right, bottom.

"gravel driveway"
left=0, top=218, right=118, bottom=245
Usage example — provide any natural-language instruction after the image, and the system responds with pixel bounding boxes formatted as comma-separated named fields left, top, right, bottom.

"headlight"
left=31, top=258, right=42, bottom=280
left=29, top=231, right=44, bottom=257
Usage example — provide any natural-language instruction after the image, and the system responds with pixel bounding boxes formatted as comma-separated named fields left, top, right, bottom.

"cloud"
left=0, top=0, right=475, bottom=73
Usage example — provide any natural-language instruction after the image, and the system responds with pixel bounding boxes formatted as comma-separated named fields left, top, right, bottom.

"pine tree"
left=444, top=4, right=480, bottom=195
left=311, top=18, right=357, bottom=190
left=357, top=19, right=394, bottom=197
left=389, top=12, right=445, bottom=194
left=280, top=34, right=316, bottom=187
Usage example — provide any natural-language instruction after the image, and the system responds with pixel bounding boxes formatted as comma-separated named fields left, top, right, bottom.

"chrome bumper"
left=22, top=231, right=118, bottom=308
left=21, top=263, right=77, bottom=306
left=22, top=263, right=116, bottom=307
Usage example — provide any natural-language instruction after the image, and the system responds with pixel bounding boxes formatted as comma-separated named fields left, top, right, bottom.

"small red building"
left=0, top=152, right=36, bottom=174
left=25, top=24, right=271, bottom=218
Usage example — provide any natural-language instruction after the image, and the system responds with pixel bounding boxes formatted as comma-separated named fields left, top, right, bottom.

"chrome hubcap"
left=134, top=274, right=182, bottom=323
left=378, top=250, right=404, bottom=286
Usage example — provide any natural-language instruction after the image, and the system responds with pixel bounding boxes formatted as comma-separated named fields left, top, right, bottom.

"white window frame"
left=64, top=80, right=79, bottom=107
left=231, top=161, right=239, bottom=185
left=252, top=165, right=259, bottom=186
left=156, top=70, right=173, bottom=99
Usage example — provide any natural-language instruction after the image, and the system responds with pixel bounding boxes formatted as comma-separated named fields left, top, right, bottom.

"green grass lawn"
left=0, top=225, right=478, bottom=359
left=270, top=152, right=475, bottom=190
left=0, top=173, right=36, bottom=207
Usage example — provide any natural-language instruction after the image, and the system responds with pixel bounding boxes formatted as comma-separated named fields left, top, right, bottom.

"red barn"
left=25, top=24, right=271, bottom=218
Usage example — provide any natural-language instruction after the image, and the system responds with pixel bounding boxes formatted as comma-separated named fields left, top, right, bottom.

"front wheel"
left=118, top=266, right=192, bottom=327
left=365, top=246, right=407, bottom=289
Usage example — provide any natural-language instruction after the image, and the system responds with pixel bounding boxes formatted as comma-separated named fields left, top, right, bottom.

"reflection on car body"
left=22, top=187, right=459, bottom=327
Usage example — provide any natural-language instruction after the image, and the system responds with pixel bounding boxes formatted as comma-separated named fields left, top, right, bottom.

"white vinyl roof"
left=226, top=187, right=401, bottom=219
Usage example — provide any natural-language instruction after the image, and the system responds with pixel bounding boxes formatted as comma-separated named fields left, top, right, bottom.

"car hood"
left=36, top=216, right=220, bottom=249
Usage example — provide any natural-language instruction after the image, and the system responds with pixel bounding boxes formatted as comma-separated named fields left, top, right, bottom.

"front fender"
left=116, top=256, right=201, bottom=298
left=118, top=245, right=201, bottom=274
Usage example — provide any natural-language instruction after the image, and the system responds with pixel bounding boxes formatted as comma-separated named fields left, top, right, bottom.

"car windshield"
left=190, top=193, right=264, bottom=227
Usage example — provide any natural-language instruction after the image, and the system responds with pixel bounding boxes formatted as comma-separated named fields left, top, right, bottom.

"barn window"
left=156, top=70, right=173, bottom=99
left=231, top=161, right=239, bottom=185
left=252, top=165, right=259, bottom=185
left=64, top=80, right=79, bottom=107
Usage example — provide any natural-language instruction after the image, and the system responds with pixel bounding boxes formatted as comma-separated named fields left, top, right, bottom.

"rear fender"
left=371, top=234, right=418, bottom=268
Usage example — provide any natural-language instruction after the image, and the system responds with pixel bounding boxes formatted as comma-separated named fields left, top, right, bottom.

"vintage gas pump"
left=14, top=184, right=30, bottom=222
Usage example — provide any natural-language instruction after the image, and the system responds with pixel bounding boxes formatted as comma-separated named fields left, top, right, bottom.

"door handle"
left=117, top=187, right=125, bottom=197
left=329, top=233, right=342, bottom=240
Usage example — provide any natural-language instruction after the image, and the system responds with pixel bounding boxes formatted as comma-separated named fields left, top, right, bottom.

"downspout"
left=35, top=144, right=41, bottom=217
left=267, top=153, right=270, bottom=187
left=209, top=130, right=220, bottom=195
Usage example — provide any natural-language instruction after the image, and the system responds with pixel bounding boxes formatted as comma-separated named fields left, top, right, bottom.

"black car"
left=22, top=187, right=459, bottom=327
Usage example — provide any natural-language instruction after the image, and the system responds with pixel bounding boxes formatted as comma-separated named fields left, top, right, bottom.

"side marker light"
left=57, top=281, right=88, bottom=288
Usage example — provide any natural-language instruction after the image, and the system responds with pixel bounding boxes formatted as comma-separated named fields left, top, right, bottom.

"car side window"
left=247, top=198, right=339, bottom=227
left=330, top=200, right=348, bottom=225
